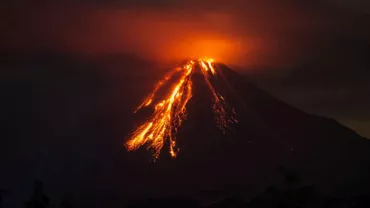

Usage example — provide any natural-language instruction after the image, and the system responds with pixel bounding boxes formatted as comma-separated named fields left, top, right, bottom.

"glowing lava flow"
left=125, top=58, right=237, bottom=158
left=199, top=59, right=238, bottom=133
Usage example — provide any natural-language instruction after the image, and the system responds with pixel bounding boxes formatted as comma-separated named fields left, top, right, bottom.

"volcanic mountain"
left=2, top=55, right=370, bottom=207
left=114, top=59, right=370, bottom=202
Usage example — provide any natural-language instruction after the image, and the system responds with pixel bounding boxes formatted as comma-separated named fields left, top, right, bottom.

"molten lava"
left=125, top=58, right=237, bottom=158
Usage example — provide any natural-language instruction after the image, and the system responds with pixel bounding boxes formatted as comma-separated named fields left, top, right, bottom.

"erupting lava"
left=125, top=58, right=237, bottom=158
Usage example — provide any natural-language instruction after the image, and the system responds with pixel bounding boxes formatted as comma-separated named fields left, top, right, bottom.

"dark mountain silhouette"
left=1, top=54, right=370, bottom=207
left=113, top=63, right=370, bottom=202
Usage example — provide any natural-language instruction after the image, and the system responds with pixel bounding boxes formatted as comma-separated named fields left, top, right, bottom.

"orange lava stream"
left=134, top=67, right=182, bottom=113
left=199, top=60, right=238, bottom=133
left=125, top=58, right=237, bottom=158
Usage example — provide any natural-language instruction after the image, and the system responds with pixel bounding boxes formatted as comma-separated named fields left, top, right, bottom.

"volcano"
left=116, top=60, right=370, bottom=203
left=2, top=55, right=370, bottom=207
left=0, top=55, right=370, bottom=207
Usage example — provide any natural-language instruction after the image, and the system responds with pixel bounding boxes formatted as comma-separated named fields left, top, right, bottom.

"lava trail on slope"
left=125, top=58, right=238, bottom=158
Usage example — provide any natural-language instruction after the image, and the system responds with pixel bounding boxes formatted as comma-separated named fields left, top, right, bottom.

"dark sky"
left=1, top=0, right=370, bottom=137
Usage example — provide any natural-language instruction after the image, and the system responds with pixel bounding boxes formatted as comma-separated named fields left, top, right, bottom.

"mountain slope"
left=3, top=55, right=368, bottom=207
left=116, top=62, right=370, bottom=200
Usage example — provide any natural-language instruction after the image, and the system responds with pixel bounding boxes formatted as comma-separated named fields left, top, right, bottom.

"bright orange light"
left=125, top=58, right=237, bottom=159
left=199, top=57, right=216, bottom=75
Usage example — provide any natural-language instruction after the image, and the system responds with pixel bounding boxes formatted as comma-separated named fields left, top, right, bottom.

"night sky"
left=1, top=2, right=369, bottom=135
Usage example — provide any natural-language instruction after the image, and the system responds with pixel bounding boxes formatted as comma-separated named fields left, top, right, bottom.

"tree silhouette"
left=24, top=180, right=50, bottom=208
left=60, top=195, right=74, bottom=208
left=0, top=189, right=9, bottom=208
left=60, top=200, right=73, bottom=208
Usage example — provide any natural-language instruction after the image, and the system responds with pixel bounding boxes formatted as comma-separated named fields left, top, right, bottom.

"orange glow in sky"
left=1, top=1, right=338, bottom=69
